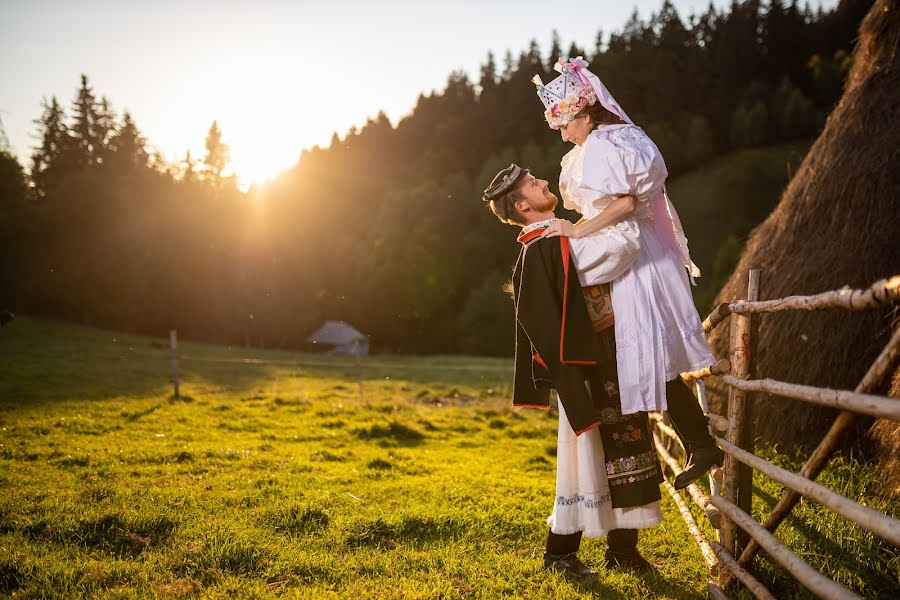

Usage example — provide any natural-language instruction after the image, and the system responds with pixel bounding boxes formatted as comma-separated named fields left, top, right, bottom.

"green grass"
left=1, top=317, right=897, bottom=598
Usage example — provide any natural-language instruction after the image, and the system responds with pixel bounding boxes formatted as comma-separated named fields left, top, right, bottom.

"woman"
left=533, top=57, right=721, bottom=491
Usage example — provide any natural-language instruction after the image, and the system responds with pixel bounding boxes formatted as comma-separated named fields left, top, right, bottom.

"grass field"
left=1, top=317, right=897, bottom=598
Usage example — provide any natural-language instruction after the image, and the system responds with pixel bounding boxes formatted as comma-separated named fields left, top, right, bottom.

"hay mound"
left=706, top=0, right=900, bottom=458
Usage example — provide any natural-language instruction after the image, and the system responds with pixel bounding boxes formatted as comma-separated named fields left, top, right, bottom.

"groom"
left=483, top=163, right=719, bottom=576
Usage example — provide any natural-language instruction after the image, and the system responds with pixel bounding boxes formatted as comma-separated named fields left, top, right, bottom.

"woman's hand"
left=540, top=218, right=579, bottom=239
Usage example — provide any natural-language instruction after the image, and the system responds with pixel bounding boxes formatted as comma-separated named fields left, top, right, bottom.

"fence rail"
left=652, top=270, right=900, bottom=599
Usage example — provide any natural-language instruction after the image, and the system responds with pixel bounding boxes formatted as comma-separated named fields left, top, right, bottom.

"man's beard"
left=537, top=190, right=558, bottom=212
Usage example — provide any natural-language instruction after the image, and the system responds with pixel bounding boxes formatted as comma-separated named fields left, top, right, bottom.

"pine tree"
left=202, top=120, right=230, bottom=186
left=70, top=74, right=100, bottom=168
left=109, top=111, right=149, bottom=172
left=30, top=96, right=70, bottom=198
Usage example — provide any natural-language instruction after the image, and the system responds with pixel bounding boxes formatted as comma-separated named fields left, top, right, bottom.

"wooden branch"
left=711, top=495, right=863, bottom=600
left=707, top=412, right=729, bottom=433
left=720, top=375, right=900, bottom=420
left=703, top=303, right=732, bottom=333
left=663, top=481, right=719, bottom=576
left=739, top=326, right=900, bottom=567
left=707, top=582, right=731, bottom=600
left=682, top=359, right=732, bottom=382
left=710, top=466, right=724, bottom=483
left=728, top=275, right=900, bottom=315
left=709, top=541, right=776, bottom=600
left=718, top=438, right=900, bottom=546
left=655, top=432, right=720, bottom=529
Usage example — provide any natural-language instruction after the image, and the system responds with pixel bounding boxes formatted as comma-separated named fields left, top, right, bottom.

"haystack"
left=705, top=0, right=900, bottom=461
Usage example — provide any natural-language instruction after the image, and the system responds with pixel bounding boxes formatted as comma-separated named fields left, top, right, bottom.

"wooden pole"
left=662, top=481, right=719, bottom=576
left=719, top=269, right=757, bottom=579
left=655, top=431, right=721, bottom=529
left=703, top=303, right=733, bottom=333
left=717, top=438, right=900, bottom=546
left=681, top=358, right=731, bottom=382
left=738, top=270, right=759, bottom=550
left=738, top=325, right=900, bottom=568
left=169, top=329, right=179, bottom=400
left=708, top=541, right=776, bottom=600
left=719, top=375, right=900, bottom=420
left=712, top=495, right=863, bottom=600
left=696, top=382, right=722, bottom=497
left=727, top=275, right=900, bottom=315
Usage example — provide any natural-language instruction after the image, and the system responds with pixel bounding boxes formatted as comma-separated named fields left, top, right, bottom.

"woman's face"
left=560, top=113, right=593, bottom=146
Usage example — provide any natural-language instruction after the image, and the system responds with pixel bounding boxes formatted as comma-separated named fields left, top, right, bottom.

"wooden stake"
left=720, top=270, right=757, bottom=577
left=169, top=330, right=179, bottom=400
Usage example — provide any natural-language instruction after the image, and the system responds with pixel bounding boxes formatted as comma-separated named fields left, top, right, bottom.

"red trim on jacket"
left=575, top=421, right=602, bottom=435
left=512, top=403, right=550, bottom=410
left=516, top=228, right=545, bottom=245
left=559, top=236, right=597, bottom=366
left=532, top=353, right=548, bottom=369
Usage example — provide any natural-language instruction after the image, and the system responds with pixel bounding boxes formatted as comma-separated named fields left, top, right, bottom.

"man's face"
left=560, top=113, right=593, bottom=146
left=516, top=173, right=558, bottom=213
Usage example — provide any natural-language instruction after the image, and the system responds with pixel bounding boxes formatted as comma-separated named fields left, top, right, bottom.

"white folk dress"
left=560, top=124, right=714, bottom=415
left=547, top=401, right=662, bottom=536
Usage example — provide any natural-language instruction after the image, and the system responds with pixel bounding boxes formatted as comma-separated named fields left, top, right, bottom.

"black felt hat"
left=483, top=164, right=529, bottom=202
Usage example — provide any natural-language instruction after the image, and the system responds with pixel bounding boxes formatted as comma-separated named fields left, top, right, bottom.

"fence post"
left=738, top=270, right=760, bottom=550
left=719, top=269, right=759, bottom=583
left=170, top=329, right=180, bottom=400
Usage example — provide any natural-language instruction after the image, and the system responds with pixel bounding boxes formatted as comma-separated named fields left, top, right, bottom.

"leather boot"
left=665, top=378, right=722, bottom=489
left=543, top=552, right=597, bottom=578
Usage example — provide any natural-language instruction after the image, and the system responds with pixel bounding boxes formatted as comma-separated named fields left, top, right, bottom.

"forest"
left=0, top=0, right=874, bottom=355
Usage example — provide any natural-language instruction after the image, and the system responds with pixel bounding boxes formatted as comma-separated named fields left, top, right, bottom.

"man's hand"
left=540, top=218, right=578, bottom=239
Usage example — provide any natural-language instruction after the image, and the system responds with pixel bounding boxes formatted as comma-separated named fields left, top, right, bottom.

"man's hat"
left=483, top=164, right=529, bottom=202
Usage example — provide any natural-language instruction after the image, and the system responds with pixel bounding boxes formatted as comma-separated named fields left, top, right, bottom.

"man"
left=483, top=164, right=663, bottom=577
left=483, top=163, right=719, bottom=578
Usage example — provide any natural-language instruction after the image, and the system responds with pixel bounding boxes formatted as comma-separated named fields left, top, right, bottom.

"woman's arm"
left=541, top=194, right=637, bottom=239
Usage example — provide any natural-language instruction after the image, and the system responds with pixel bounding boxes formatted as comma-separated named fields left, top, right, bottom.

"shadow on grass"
left=344, top=515, right=464, bottom=549
left=751, top=484, right=898, bottom=597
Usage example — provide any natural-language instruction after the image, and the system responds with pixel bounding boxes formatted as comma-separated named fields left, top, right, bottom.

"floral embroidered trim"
left=556, top=492, right=612, bottom=508
left=606, top=450, right=657, bottom=477
left=608, top=467, right=659, bottom=487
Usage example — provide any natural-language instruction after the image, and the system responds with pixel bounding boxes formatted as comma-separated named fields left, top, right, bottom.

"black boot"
left=665, top=378, right=723, bottom=490
left=674, top=445, right=724, bottom=490
left=604, top=529, right=655, bottom=572
left=544, top=552, right=597, bottom=578
left=544, top=530, right=595, bottom=578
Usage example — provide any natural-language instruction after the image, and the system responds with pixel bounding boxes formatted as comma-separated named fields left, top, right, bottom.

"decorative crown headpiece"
left=533, top=57, right=633, bottom=130
left=533, top=57, right=597, bottom=130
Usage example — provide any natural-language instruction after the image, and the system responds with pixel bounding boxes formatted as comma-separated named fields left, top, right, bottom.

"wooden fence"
left=655, top=271, right=900, bottom=599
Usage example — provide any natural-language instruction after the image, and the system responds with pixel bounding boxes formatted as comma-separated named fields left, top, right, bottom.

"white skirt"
left=611, top=221, right=715, bottom=414
left=547, top=402, right=663, bottom=537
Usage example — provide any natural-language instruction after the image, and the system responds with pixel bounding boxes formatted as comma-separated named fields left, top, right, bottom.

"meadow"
left=0, top=318, right=897, bottom=598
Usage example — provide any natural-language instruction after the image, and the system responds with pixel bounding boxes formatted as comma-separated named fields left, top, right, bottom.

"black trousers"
left=664, top=377, right=715, bottom=451
left=546, top=528, right=638, bottom=555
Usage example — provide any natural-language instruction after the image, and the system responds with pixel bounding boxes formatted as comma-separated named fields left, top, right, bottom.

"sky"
left=1, top=0, right=838, bottom=187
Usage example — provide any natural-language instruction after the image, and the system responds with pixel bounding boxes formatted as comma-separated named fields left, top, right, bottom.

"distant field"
left=1, top=318, right=896, bottom=598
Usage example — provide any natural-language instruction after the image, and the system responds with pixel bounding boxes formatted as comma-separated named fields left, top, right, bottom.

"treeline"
left=0, top=0, right=873, bottom=355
